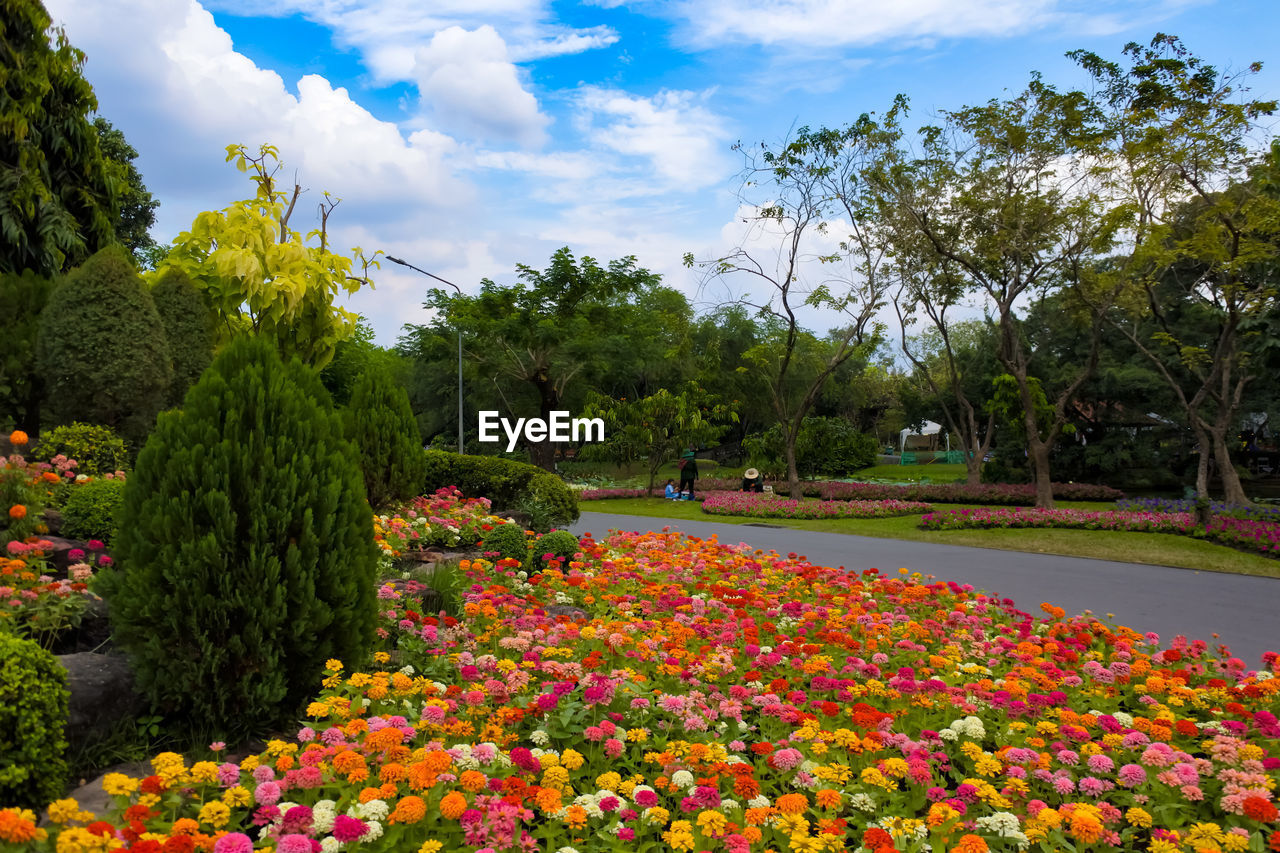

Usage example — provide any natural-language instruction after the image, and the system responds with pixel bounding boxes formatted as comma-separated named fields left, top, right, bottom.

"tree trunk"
left=784, top=433, right=800, bottom=499
left=529, top=377, right=558, bottom=472
left=965, top=449, right=983, bottom=486
left=1193, top=425, right=1212, bottom=502
left=1211, top=427, right=1250, bottom=506
left=1028, top=438, right=1054, bottom=509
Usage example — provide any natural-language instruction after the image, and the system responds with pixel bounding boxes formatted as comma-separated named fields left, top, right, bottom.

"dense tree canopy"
left=1, top=0, right=121, bottom=277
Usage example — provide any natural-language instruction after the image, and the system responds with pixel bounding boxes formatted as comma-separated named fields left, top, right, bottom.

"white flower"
left=356, top=799, right=389, bottom=821
left=747, top=795, right=771, bottom=809
left=359, top=819, right=383, bottom=843
left=531, top=730, right=550, bottom=746
left=671, top=770, right=695, bottom=789
left=311, top=801, right=336, bottom=833
left=848, top=793, right=876, bottom=813
left=320, top=838, right=340, bottom=853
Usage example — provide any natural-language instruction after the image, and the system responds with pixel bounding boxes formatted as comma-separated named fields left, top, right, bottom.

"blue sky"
left=45, top=0, right=1280, bottom=345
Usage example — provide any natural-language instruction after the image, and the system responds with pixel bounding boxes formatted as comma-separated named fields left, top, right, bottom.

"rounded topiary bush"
left=480, top=522, right=530, bottom=565
left=61, top=477, right=126, bottom=544
left=0, top=633, right=69, bottom=810
left=37, top=245, right=172, bottom=443
left=99, top=335, right=378, bottom=737
left=30, top=422, right=129, bottom=476
left=532, top=529, right=579, bottom=570
left=345, top=367, right=426, bottom=508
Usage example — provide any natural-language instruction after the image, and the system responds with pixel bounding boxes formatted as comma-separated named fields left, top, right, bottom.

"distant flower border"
left=921, top=507, right=1280, bottom=557
left=702, top=492, right=931, bottom=520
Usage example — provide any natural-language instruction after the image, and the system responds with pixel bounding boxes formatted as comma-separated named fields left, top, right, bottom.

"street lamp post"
left=385, top=256, right=465, bottom=456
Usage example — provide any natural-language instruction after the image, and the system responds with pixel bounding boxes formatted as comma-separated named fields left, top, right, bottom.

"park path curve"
left=570, top=510, right=1280, bottom=668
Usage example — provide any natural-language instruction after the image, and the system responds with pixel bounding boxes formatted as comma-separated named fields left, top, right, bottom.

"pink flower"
left=276, top=834, right=315, bottom=853
left=213, top=833, right=254, bottom=853
left=1117, top=764, right=1147, bottom=787
left=771, top=748, right=804, bottom=770
left=254, top=781, right=282, bottom=806
left=331, top=815, right=368, bottom=842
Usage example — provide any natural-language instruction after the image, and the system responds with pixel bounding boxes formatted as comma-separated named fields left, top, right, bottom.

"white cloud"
left=411, top=26, right=549, bottom=146
left=576, top=86, right=731, bottom=190
left=661, top=0, right=1193, bottom=49
left=202, top=0, right=618, bottom=82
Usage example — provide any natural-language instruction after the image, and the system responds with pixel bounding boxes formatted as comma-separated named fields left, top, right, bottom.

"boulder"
left=41, top=508, right=64, bottom=535
left=492, top=509, right=532, bottom=529
left=57, top=652, right=146, bottom=753
left=38, top=535, right=93, bottom=573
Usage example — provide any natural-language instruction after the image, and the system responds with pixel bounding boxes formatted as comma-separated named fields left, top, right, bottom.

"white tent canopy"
left=900, top=420, right=949, bottom=453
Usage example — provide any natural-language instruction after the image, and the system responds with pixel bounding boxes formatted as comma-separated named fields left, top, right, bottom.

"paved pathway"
left=570, top=511, right=1280, bottom=668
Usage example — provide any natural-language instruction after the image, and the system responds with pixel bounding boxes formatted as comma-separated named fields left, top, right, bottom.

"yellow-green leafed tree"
left=153, top=143, right=378, bottom=368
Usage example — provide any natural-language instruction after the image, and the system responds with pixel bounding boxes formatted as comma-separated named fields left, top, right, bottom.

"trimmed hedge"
left=422, top=451, right=578, bottom=532
left=62, top=477, right=126, bottom=544
left=532, top=529, right=580, bottom=570
left=0, top=633, right=69, bottom=810
left=776, top=480, right=1125, bottom=504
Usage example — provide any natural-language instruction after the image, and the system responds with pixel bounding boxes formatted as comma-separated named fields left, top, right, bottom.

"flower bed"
left=9, top=530, right=1280, bottom=852
left=1, top=539, right=108, bottom=650
left=1117, top=498, right=1280, bottom=522
left=921, top=508, right=1280, bottom=557
left=810, top=481, right=1125, bottom=504
left=373, top=487, right=513, bottom=568
left=577, top=488, right=654, bottom=501
left=703, top=491, right=932, bottom=520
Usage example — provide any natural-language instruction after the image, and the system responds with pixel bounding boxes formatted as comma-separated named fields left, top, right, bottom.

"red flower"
left=1244, top=796, right=1278, bottom=823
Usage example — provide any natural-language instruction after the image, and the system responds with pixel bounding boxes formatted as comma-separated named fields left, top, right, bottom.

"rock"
left=42, top=508, right=64, bottom=535
left=57, top=652, right=146, bottom=754
left=38, top=535, right=93, bottom=573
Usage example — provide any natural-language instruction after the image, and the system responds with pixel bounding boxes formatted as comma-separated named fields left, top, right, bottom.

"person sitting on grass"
left=664, top=479, right=678, bottom=500
left=740, top=467, right=764, bottom=493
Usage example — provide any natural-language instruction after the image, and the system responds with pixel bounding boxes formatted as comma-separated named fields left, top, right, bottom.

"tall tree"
left=689, top=109, right=901, bottom=496
left=871, top=79, right=1121, bottom=507
left=155, top=143, right=376, bottom=369
left=1072, top=35, right=1279, bottom=504
left=1, top=0, right=121, bottom=276
left=411, top=247, right=663, bottom=471
left=94, top=117, right=159, bottom=267
left=0, top=269, right=54, bottom=432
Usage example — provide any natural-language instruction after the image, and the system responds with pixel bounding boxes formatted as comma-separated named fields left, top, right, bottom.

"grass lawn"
left=847, top=462, right=969, bottom=483
left=581, top=497, right=1280, bottom=579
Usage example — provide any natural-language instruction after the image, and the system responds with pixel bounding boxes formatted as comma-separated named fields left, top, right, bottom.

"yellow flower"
left=697, top=809, right=727, bottom=837
left=418, top=842, right=443, bottom=853
left=560, top=749, right=584, bottom=770
left=46, top=799, right=88, bottom=824
left=222, top=786, right=252, bottom=808
left=189, top=761, right=220, bottom=783
left=1186, top=823, right=1224, bottom=845
left=644, top=806, right=670, bottom=825
left=1125, top=807, right=1152, bottom=828
left=596, top=772, right=621, bottom=791
left=325, top=659, right=344, bottom=671
left=101, top=774, right=138, bottom=797
left=198, top=800, right=230, bottom=828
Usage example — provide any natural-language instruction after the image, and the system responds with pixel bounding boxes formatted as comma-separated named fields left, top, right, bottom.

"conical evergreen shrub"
left=100, top=335, right=378, bottom=737
left=150, top=267, right=214, bottom=408
left=345, top=367, right=426, bottom=508
left=36, top=245, right=171, bottom=442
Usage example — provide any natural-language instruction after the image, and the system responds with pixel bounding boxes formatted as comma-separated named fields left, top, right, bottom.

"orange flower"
left=951, top=835, right=989, bottom=853
left=388, top=796, right=427, bottom=824
left=8, top=505, right=26, bottom=520
left=815, top=789, right=841, bottom=809
left=439, top=792, right=468, bottom=820
left=775, top=793, right=808, bottom=815
left=565, top=805, right=588, bottom=830
left=459, top=770, right=488, bottom=792
left=8, top=431, right=28, bottom=446
left=0, top=809, right=40, bottom=844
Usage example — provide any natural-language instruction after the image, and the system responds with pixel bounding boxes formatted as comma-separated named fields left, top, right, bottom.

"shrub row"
left=777, top=480, right=1125, bottom=504
left=702, top=491, right=932, bottom=520
left=422, top=451, right=578, bottom=532
left=920, top=507, right=1280, bottom=557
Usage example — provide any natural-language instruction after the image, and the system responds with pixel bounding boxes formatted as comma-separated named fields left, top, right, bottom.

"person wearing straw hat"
left=740, top=467, right=764, bottom=493
left=677, top=449, right=699, bottom=499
